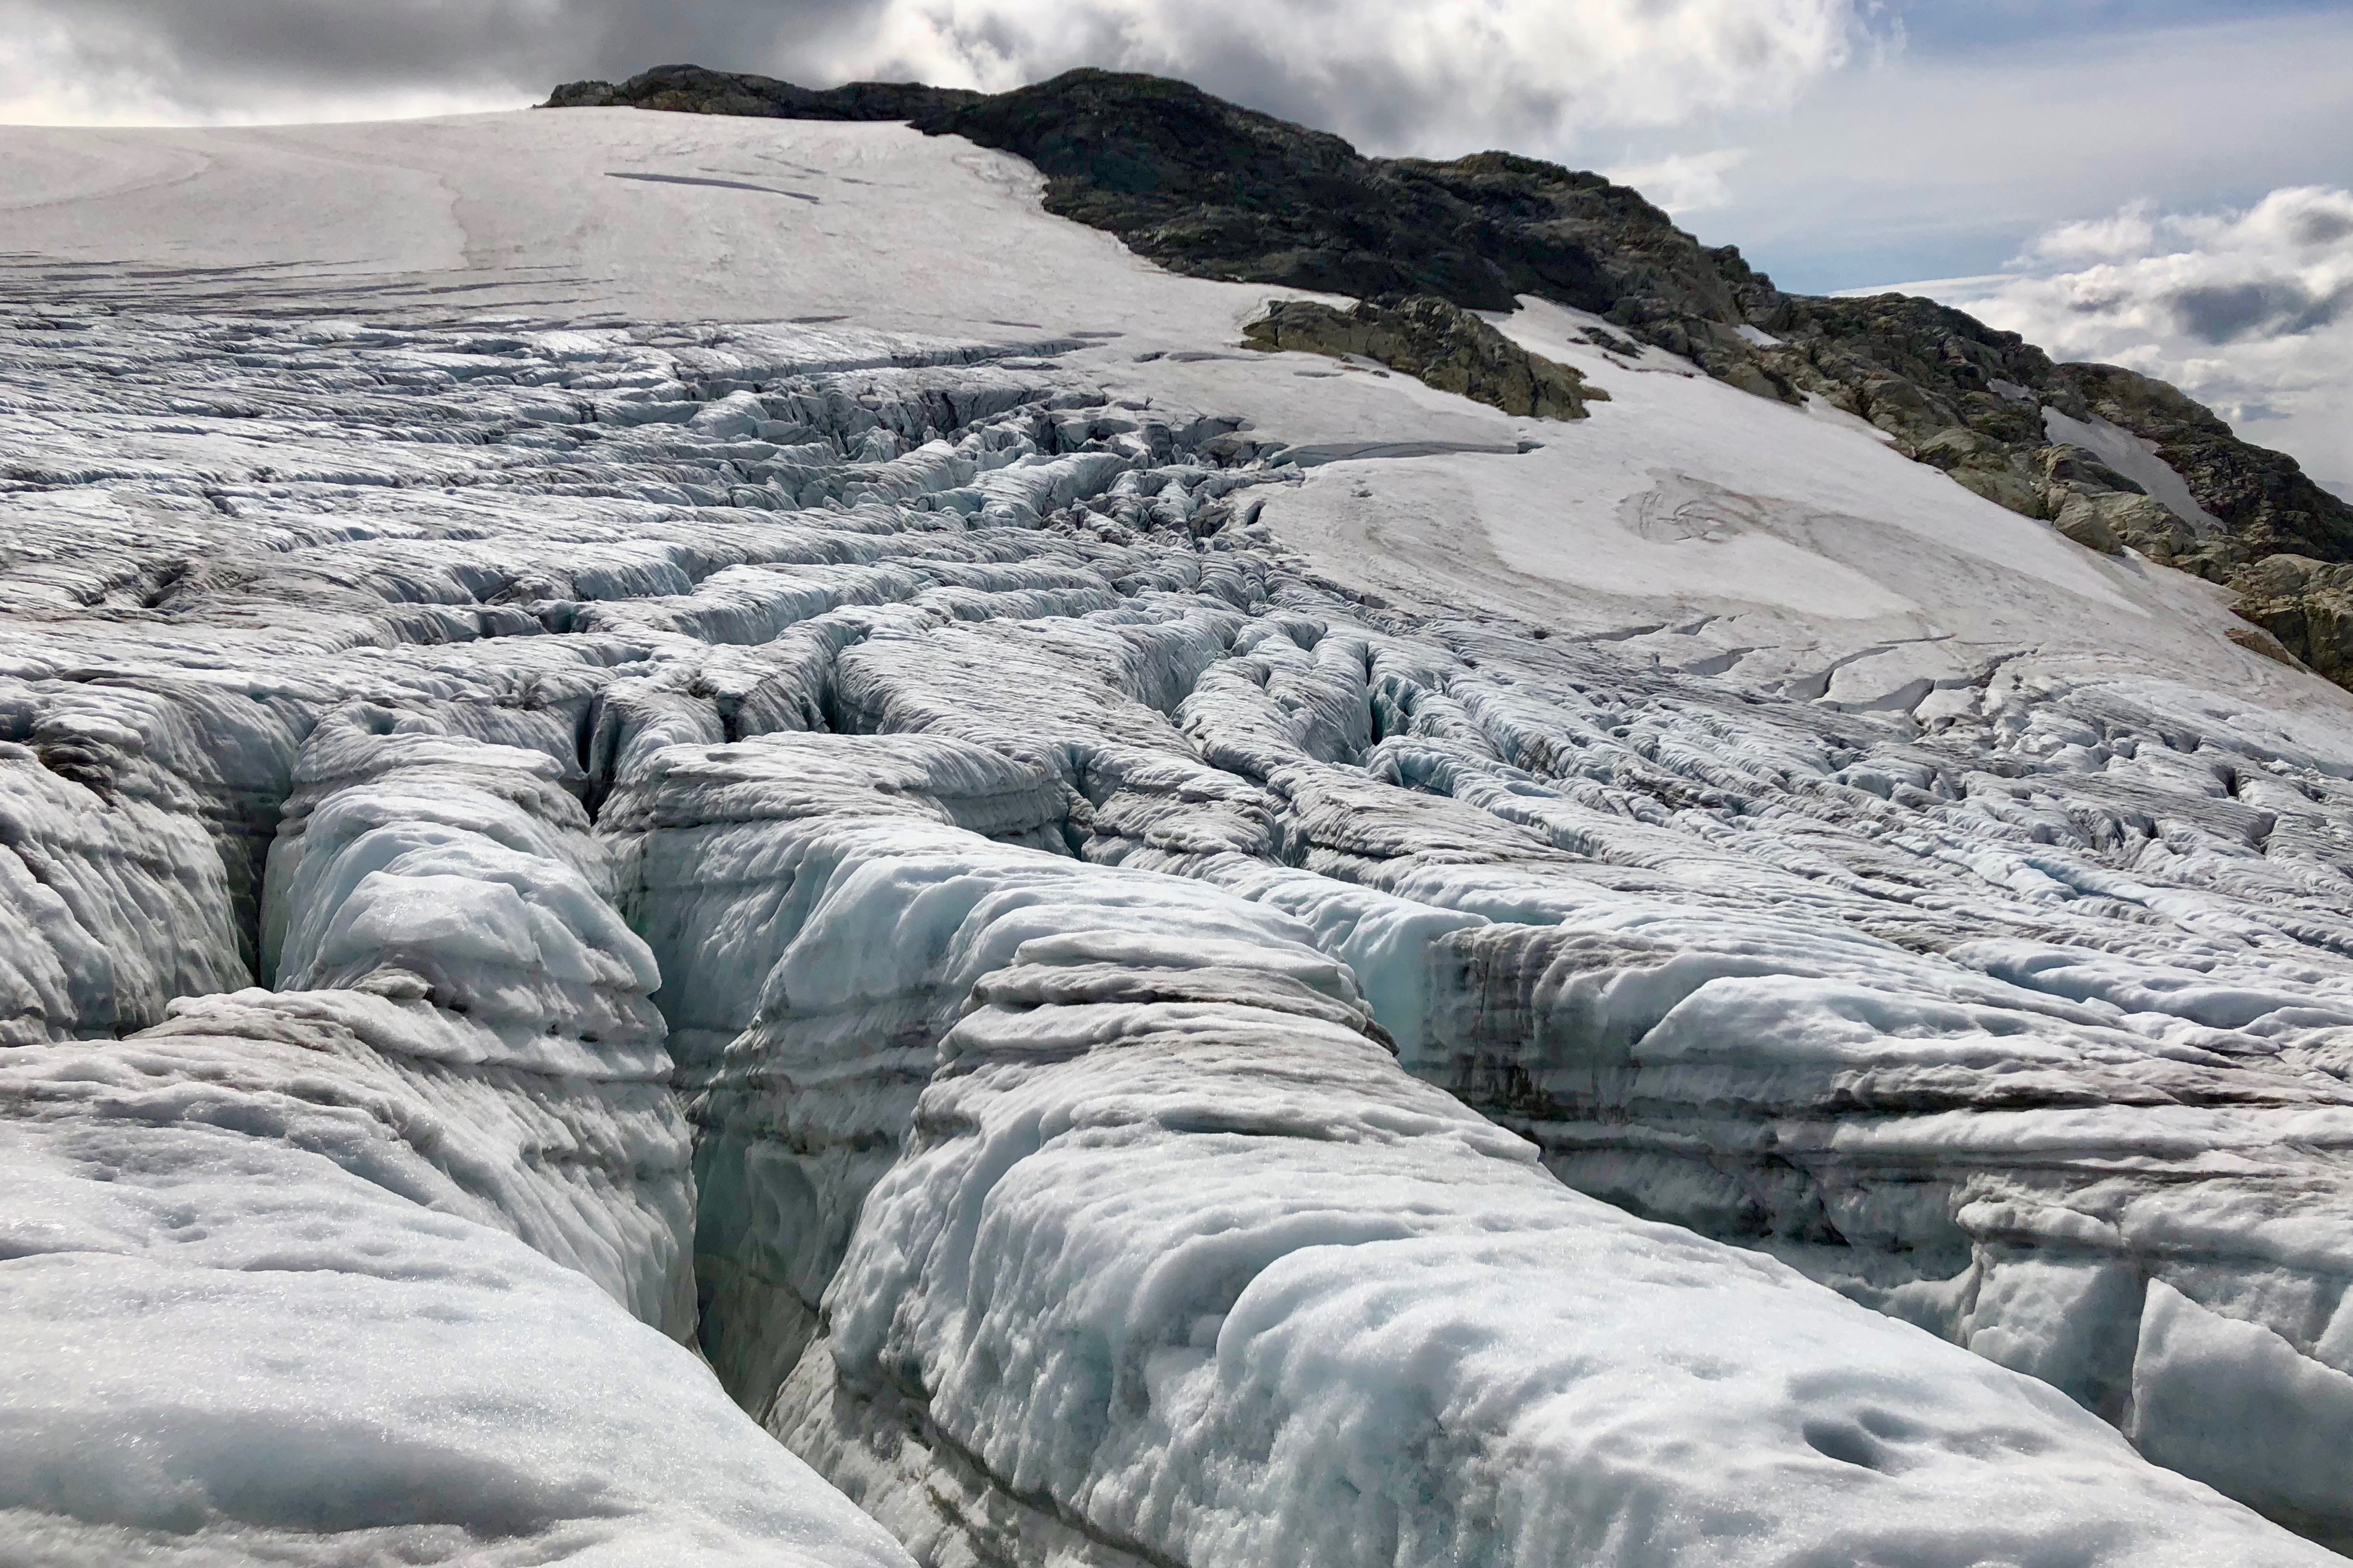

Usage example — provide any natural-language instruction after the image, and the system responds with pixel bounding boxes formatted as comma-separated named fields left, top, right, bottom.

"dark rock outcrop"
left=2233, top=555, right=2353, bottom=685
left=917, top=76, right=1738, bottom=320
left=2055, top=362, right=2353, bottom=564
left=1242, top=296, right=1602, bottom=420
left=545, top=65, right=2353, bottom=686
left=546, top=64, right=981, bottom=121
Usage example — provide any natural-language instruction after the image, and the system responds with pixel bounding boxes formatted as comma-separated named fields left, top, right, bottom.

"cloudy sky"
left=3, top=0, right=2346, bottom=492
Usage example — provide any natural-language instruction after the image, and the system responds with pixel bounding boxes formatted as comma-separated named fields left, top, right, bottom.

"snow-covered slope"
left=1, top=110, right=2325, bottom=723
left=6, top=107, right=2353, bottom=1562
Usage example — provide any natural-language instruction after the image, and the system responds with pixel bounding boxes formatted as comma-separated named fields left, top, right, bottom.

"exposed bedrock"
left=545, top=66, right=983, bottom=121
left=2237, top=553, right=2353, bottom=688
left=1242, top=296, right=1603, bottom=420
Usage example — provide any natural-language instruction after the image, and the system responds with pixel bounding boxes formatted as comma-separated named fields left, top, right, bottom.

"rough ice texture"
left=740, top=820, right=2321, bottom=1567
left=258, top=711, right=695, bottom=1330
left=602, top=732, right=1076, bottom=1407
left=0, top=1023, right=914, bottom=1567
left=0, top=723, right=908, bottom=1562
left=9, top=110, right=2353, bottom=1560
left=0, top=677, right=285, bottom=1042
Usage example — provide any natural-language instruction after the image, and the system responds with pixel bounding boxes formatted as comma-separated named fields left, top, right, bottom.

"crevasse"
left=5, top=297, right=2353, bottom=1563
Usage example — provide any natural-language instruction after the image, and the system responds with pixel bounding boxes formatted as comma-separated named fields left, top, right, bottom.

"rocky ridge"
left=546, top=65, right=981, bottom=122
left=547, top=65, right=2353, bottom=684
left=1240, top=295, right=1603, bottom=421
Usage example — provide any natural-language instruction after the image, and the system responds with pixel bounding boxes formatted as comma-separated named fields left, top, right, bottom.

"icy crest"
left=0, top=713, right=909, bottom=1564
left=267, top=705, right=666, bottom=1076
left=733, top=811, right=2321, bottom=1567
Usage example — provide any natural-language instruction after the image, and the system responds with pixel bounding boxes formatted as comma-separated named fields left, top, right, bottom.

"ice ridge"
left=0, top=709, right=911, bottom=1564
left=6, top=302, right=2353, bottom=1557
left=724, top=794, right=2321, bottom=1566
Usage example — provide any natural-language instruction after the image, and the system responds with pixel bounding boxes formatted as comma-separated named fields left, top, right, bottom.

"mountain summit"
left=553, top=64, right=2353, bottom=683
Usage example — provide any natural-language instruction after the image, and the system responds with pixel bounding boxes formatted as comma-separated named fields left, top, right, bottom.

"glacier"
left=4, top=105, right=2353, bottom=1562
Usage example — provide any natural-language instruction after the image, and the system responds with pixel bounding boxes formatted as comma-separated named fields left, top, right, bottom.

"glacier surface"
left=5, top=107, right=2353, bottom=1563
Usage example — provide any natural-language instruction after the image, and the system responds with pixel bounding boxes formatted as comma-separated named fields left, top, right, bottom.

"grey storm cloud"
left=2171, top=277, right=2353, bottom=344
left=0, top=0, right=874, bottom=110
left=0, top=0, right=1868, bottom=161
left=2292, top=208, right=2353, bottom=247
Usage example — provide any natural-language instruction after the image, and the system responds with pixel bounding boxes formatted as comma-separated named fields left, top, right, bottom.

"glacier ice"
left=261, top=708, right=695, bottom=1329
left=0, top=720, right=910, bottom=1564
left=692, top=800, right=2332, bottom=1565
left=9, top=109, right=2353, bottom=1562
left=0, top=996, right=913, bottom=1568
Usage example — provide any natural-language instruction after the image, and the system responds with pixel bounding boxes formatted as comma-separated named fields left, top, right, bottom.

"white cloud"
left=1604, top=149, right=1750, bottom=215
left=0, top=0, right=1868, bottom=154
left=1904, top=186, right=2353, bottom=496
left=2027, top=201, right=2161, bottom=264
left=810, top=0, right=1864, bottom=157
left=1643, top=10, right=2353, bottom=293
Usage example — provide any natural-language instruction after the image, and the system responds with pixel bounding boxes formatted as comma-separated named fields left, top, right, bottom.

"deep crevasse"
left=613, top=729, right=2325, bottom=1565
left=6, top=303, right=2353, bottom=1560
left=0, top=704, right=911, bottom=1564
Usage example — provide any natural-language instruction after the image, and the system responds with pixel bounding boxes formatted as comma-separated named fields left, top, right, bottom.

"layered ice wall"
left=0, top=676, right=290, bottom=1041
left=0, top=710, right=911, bottom=1563
left=261, top=705, right=696, bottom=1329
left=7, top=280, right=2353, bottom=1559
left=605, top=732, right=1076, bottom=1406
left=677, top=800, right=2322, bottom=1567
left=0, top=1000, right=914, bottom=1568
